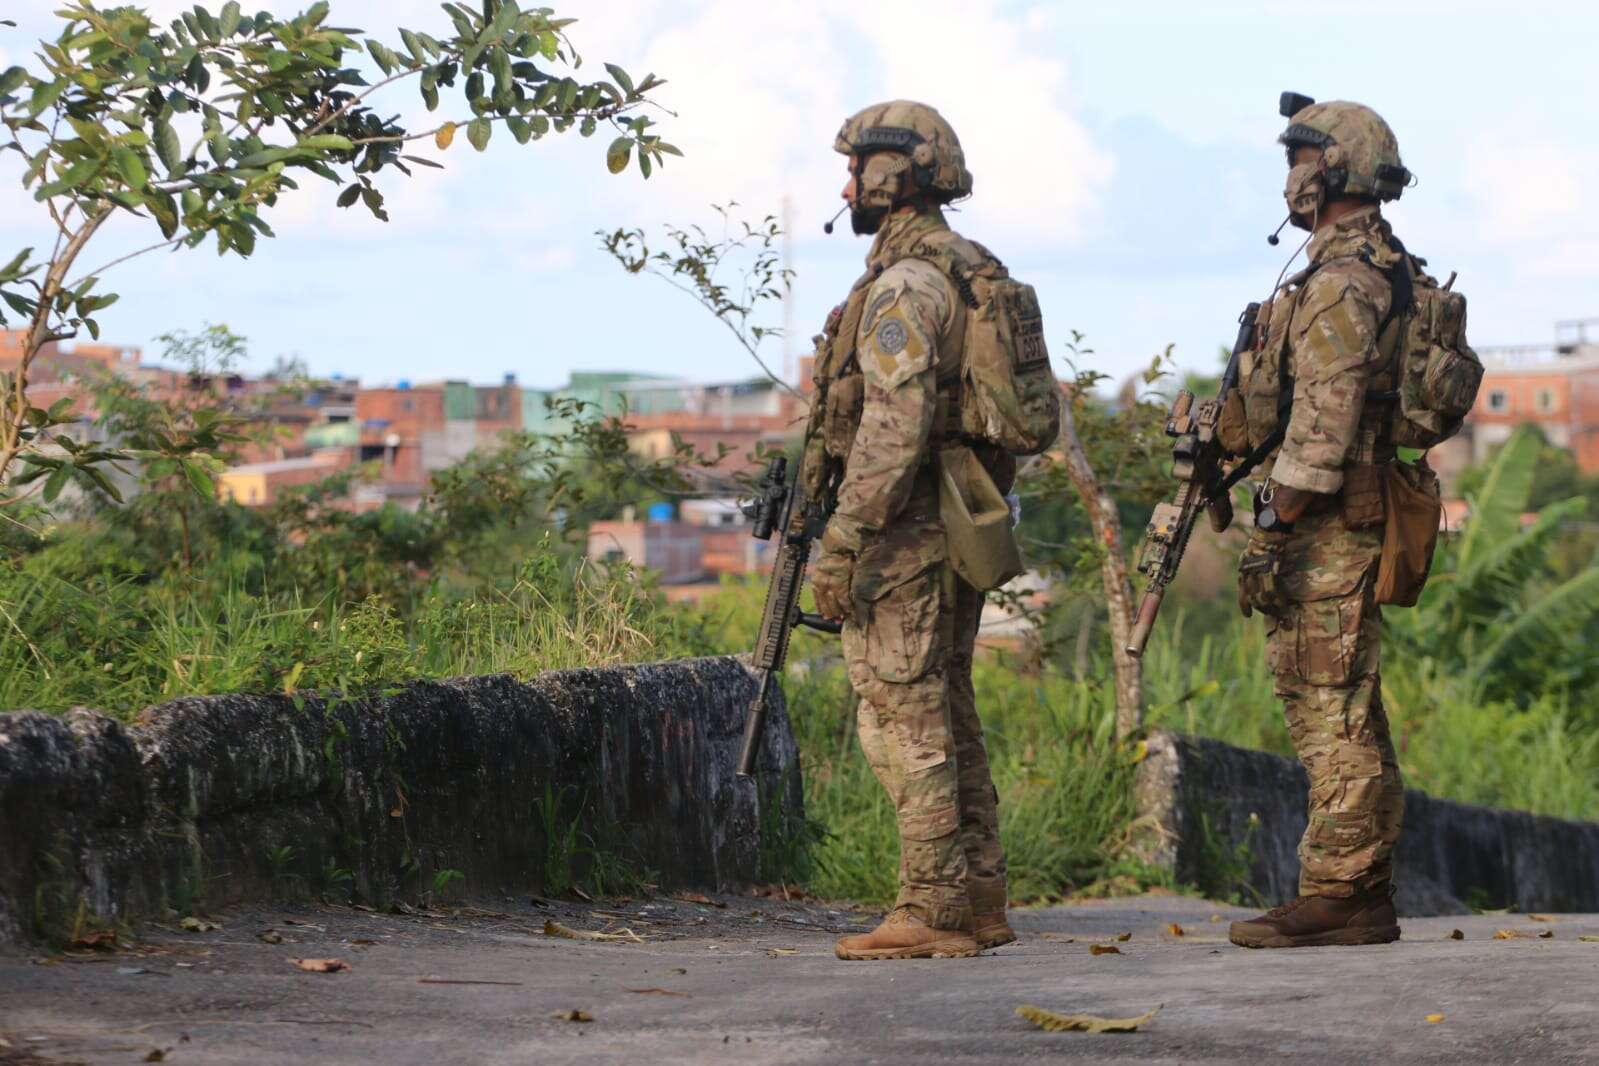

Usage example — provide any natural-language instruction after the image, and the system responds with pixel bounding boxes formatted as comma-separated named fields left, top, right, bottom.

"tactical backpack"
left=913, top=236, right=1061, bottom=456
left=1375, top=251, right=1482, bottom=449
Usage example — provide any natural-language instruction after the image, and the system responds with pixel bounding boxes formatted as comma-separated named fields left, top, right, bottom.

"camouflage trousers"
left=1255, top=512, right=1404, bottom=898
left=842, top=563, right=1006, bottom=930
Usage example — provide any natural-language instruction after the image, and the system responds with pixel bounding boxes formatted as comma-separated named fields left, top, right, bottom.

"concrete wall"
left=1136, top=729, right=1599, bottom=916
left=0, top=657, right=800, bottom=947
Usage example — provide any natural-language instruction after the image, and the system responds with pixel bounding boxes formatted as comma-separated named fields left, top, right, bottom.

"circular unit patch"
left=875, top=317, right=909, bottom=355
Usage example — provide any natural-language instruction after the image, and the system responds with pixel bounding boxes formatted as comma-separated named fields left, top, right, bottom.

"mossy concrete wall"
left=0, top=657, right=800, bottom=946
left=1136, top=729, right=1599, bottom=916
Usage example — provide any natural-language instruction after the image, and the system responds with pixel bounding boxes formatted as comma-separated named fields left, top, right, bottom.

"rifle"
left=736, top=453, right=842, bottom=777
left=1125, top=302, right=1262, bottom=658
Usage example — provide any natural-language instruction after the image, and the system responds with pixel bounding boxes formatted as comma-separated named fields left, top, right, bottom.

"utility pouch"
left=1217, top=388, right=1250, bottom=457
left=823, top=372, right=864, bottom=460
left=1341, top=464, right=1386, bottom=530
left=1237, top=547, right=1285, bottom=618
left=938, top=445, right=1023, bottom=591
left=1375, top=458, right=1441, bottom=607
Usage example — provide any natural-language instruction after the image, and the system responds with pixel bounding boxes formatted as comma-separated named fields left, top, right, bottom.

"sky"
left=4, top=1, right=1597, bottom=392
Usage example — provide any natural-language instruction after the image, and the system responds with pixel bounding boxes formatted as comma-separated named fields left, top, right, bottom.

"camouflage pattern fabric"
left=1251, top=508, right=1403, bottom=896
left=1240, top=204, right=1409, bottom=898
left=1244, top=206, right=1400, bottom=494
left=814, top=206, right=1007, bottom=930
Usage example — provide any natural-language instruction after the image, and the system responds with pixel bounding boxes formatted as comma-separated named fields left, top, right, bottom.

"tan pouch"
left=938, top=445, right=1023, bottom=591
left=823, top=372, right=864, bottom=460
left=1374, top=458, right=1441, bottom=607
left=1341, top=464, right=1386, bottom=530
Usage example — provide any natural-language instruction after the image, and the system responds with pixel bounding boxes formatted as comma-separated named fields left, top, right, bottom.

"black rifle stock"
left=1126, top=302, right=1262, bottom=658
left=736, top=454, right=841, bottom=778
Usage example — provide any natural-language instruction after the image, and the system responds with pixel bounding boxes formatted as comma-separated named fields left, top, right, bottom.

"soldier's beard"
left=850, top=203, right=890, bottom=235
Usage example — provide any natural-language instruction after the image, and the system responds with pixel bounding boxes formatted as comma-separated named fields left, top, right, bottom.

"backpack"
left=1376, top=246, right=1482, bottom=449
left=912, top=235, right=1061, bottom=456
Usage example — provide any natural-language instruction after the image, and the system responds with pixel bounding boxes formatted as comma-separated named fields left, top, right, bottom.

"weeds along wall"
left=0, top=658, right=802, bottom=946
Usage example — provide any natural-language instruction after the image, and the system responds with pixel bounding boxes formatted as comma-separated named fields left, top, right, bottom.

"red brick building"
left=1465, top=327, right=1599, bottom=474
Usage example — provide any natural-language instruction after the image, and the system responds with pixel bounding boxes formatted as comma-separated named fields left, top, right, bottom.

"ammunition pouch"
left=824, top=372, right=865, bottom=460
left=1340, top=463, right=1386, bottom=530
left=938, top=444, right=1023, bottom=591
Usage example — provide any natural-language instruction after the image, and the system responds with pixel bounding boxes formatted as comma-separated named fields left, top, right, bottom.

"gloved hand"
left=810, top=548, right=855, bottom=623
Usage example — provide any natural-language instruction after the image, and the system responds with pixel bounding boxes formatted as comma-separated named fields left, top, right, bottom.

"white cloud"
left=1461, top=127, right=1599, bottom=278
left=559, top=0, right=1114, bottom=247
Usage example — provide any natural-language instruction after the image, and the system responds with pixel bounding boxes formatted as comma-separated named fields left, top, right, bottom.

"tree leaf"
left=605, top=136, right=630, bottom=174
left=155, top=119, right=183, bottom=175
left=467, top=117, right=491, bottom=151
left=1016, top=1004, right=1161, bottom=1033
left=42, top=464, right=70, bottom=503
left=604, top=62, right=634, bottom=96
left=434, top=122, right=456, bottom=150
left=112, top=145, right=148, bottom=189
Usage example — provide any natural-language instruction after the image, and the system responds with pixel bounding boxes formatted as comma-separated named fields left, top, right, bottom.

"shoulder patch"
left=875, top=317, right=909, bottom=355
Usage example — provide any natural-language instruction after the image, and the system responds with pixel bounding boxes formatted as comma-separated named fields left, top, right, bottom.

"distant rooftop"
left=222, top=456, right=341, bottom=476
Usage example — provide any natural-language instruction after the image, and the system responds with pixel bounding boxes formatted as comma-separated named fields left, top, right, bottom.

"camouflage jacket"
left=806, top=208, right=971, bottom=592
left=1241, top=205, right=1402, bottom=495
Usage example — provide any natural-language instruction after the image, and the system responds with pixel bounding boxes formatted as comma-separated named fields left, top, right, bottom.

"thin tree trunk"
left=0, top=208, right=114, bottom=497
left=1056, top=397, right=1143, bottom=739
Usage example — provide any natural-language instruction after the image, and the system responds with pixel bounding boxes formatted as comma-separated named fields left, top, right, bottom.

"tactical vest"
left=1239, top=241, right=1479, bottom=484
left=800, top=223, right=1041, bottom=504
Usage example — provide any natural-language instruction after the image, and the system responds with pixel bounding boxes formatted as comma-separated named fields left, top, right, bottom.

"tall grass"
left=0, top=558, right=702, bottom=717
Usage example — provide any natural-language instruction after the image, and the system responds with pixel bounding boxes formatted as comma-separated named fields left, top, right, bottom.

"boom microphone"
left=822, top=204, right=847, bottom=234
left=1266, top=213, right=1292, bottom=246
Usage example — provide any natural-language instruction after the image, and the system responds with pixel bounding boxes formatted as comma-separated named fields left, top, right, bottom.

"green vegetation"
left=2, top=1, right=673, bottom=508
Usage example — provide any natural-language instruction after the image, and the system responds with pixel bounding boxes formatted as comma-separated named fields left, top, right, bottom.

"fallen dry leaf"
left=1425, top=1013, right=1445, bottom=1024
left=349, top=938, right=378, bottom=946
left=1578, top=935, right=1599, bottom=943
left=71, top=929, right=118, bottom=951
left=766, top=947, right=799, bottom=957
left=1089, top=945, right=1122, bottom=957
left=144, top=1049, right=169, bottom=1062
left=672, top=893, right=726, bottom=909
left=542, top=920, right=644, bottom=944
left=1115, top=932, right=1132, bottom=942
left=1448, top=929, right=1464, bottom=940
left=1016, top=1004, right=1160, bottom=1033
left=626, top=987, right=691, bottom=997
left=290, top=957, right=349, bottom=973
left=1538, top=930, right=1554, bottom=939
left=1042, top=933, right=1075, bottom=943
left=180, top=917, right=220, bottom=933
left=1493, top=929, right=1521, bottom=940
left=256, top=930, right=284, bottom=945
left=1208, top=914, right=1222, bottom=923
left=553, top=1009, right=593, bottom=1023
left=1528, top=914, right=1555, bottom=922
left=669, top=967, right=688, bottom=974
left=1165, top=923, right=1184, bottom=938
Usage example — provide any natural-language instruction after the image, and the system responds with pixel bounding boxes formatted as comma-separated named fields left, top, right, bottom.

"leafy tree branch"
left=0, top=0, right=677, bottom=510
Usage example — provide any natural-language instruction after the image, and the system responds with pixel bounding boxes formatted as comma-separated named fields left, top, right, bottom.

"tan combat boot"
left=970, top=886, right=1016, bottom=949
left=1229, top=884, right=1400, bottom=949
left=834, top=907, right=980, bottom=961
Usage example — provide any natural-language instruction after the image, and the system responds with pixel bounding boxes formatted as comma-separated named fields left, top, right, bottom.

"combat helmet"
left=1278, top=92, right=1411, bottom=202
left=834, top=100, right=973, bottom=203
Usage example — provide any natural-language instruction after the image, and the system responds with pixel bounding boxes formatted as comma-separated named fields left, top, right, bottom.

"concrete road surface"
left=3, top=893, right=1597, bottom=1064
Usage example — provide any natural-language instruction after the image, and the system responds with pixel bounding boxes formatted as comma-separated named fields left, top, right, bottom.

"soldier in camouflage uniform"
left=805, top=101, right=1014, bottom=960
left=1228, top=99, right=1419, bottom=949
